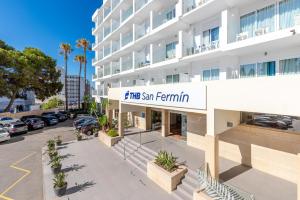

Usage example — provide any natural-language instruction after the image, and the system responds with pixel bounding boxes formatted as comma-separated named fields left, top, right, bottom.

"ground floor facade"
left=103, top=74, right=300, bottom=199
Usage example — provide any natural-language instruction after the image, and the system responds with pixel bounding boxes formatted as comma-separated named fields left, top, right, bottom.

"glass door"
left=181, top=114, right=187, bottom=137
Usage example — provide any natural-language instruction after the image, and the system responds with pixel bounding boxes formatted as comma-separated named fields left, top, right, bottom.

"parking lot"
left=0, top=120, right=76, bottom=200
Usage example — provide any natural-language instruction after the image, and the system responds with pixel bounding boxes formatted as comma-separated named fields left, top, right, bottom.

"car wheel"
left=87, top=130, right=92, bottom=136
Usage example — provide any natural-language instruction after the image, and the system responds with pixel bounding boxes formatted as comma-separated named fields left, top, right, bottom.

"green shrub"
left=53, top=172, right=67, bottom=189
left=107, top=129, right=118, bottom=137
left=47, top=139, right=55, bottom=151
left=51, top=159, right=62, bottom=169
left=154, top=151, right=177, bottom=172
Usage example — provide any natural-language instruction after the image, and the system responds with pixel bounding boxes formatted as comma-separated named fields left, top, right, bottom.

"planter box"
left=193, top=189, right=213, bottom=200
left=98, top=131, right=122, bottom=147
left=147, top=160, right=187, bottom=193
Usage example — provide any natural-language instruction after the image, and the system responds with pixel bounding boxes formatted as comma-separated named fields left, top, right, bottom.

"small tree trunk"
left=65, top=56, right=69, bottom=111
left=78, top=62, right=82, bottom=109
left=3, top=91, right=17, bottom=112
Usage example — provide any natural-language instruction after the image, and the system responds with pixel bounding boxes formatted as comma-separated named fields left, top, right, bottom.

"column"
left=145, top=107, right=152, bottom=130
left=108, top=109, right=113, bottom=127
left=177, top=30, right=183, bottom=58
left=298, top=153, right=300, bottom=200
left=206, top=108, right=219, bottom=179
left=161, top=109, right=169, bottom=137
left=118, top=112, right=127, bottom=137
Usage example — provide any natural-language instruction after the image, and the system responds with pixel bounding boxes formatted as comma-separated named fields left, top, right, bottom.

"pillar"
left=118, top=112, right=127, bottom=137
left=205, top=135, right=219, bottom=179
left=108, top=109, right=113, bottom=127
left=145, top=107, right=152, bottom=130
left=298, top=153, right=300, bottom=200
left=161, top=109, right=169, bottom=137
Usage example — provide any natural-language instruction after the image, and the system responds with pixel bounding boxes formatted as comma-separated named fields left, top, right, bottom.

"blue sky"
left=0, top=0, right=103, bottom=85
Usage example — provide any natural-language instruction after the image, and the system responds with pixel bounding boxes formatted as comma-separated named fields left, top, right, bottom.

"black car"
left=20, top=115, right=43, bottom=122
left=81, top=120, right=100, bottom=135
left=41, top=112, right=56, bottom=116
left=41, top=116, right=59, bottom=126
left=74, top=118, right=97, bottom=130
left=24, top=118, right=45, bottom=131
left=58, top=111, right=70, bottom=118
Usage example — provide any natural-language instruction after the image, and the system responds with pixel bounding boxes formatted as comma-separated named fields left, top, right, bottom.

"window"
left=279, top=57, right=300, bottom=74
left=166, top=74, right=180, bottom=84
left=279, top=0, right=300, bottom=29
left=240, top=4, right=275, bottom=37
left=240, top=64, right=256, bottom=78
left=202, top=68, right=220, bottom=81
left=166, top=42, right=177, bottom=59
left=257, top=61, right=276, bottom=76
left=166, top=8, right=176, bottom=21
left=203, top=27, right=219, bottom=46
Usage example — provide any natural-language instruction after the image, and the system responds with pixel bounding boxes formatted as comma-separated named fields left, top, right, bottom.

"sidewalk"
left=42, top=137, right=176, bottom=200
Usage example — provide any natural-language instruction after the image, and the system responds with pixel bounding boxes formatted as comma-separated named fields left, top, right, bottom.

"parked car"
left=24, top=118, right=45, bottom=131
left=54, top=113, right=68, bottom=122
left=2, top=121, right=28, bottom=136
left=58, top=111, right=70, bottom=118
left=41, top=116, right=59, bottom=126
left=0, top=128, right=10, bottom=142
left=41, top=112, right=56, bottom=116
left=73, top=116, right=95, bottom=127
left=0, top=117, right=14, bottom=121
left=20, top=115, right=43, bottom=122
left=81, top=120, right=100, bottom=136
left=74, top=118, right=97, bottom=131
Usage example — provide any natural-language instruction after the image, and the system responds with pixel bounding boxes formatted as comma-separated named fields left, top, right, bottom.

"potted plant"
left=53, top=172, right=67, bottom=196
left=147, top=151, right=187, bottom=193
left=99, top=128, right=122, bottom=147
left=107, top=129, right=118, bottom=137
left=93, top=128, right=99, bottom=137
left=51, top=158, right=62, bottom=174
left=75, top=131, right=82, bottom=141
left=47, top=139, right=55, bottom=151
left=48, top=150, right=58, bottom=159
left=55, top=136, right=62, bottom=146
left=99, top=115, right=108, bottom=132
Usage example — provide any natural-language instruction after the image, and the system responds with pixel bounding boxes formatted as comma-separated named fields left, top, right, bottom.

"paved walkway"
left=124, top=128, right=297, bottom=200
left=43, top=137, right=176, bottom=200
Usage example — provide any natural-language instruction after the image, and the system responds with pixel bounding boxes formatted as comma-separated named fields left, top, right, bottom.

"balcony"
left=135, top=46, right=151, bottom=69
left=122, top=6, right=133, bottom=22
left=112, top=61, right=121, bottom=74
left=135, top=0, right=148, bottom=12
left=112, top=40, right=120, bottom=53
left=135, top=19, right=150, bottom=40
left=104, top=7, right=111, bottom=19
left=184, top=0, right=209, bottom=14
left=121, top=55, right=133, bottom=72
left=153, top=5, right=176, bottom=29
left=104, top=26, right=111, bottom=38
left=122, top=31, right=133, bottom=47
left=104, top=64, right=111, bottom=76
left=153, top=40, right=178, bottom=64
left=186, top=40, right=219, bottom=56
left=104, top=46, right=111, bottom=57
left=112, top=19, right=120, bottom=32
left=111, top=0, right=120, bottom=9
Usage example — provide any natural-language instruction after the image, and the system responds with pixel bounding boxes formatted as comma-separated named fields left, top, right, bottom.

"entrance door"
left=181, top=114, right=187, bottom=137
left=151, top=110, right=162, bottom=130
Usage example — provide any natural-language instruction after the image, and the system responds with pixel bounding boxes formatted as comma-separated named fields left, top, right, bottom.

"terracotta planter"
left=98, top=131, right=122, bottom=147
left=147, top=161, right=187, bottom=193
left=54, top=183, right=67, bottom=196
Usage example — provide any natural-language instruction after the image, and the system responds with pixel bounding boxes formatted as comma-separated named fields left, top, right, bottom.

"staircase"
left=112, top=137, right=199, bottom=200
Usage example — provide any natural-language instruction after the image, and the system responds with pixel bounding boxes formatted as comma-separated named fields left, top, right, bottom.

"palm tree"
left=76, top=38, right=91, bottom=97
left=74, top=55, right=85, bottom=109
left=59, top=43, right=72, bottom=111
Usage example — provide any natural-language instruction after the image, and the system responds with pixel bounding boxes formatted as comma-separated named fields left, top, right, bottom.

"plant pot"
left=49, top=152, right=58, bottom=159
left=54, top=183, right=67, bottom=196
left=77, top=136, right=82, bottom=141
left=94, top=132, right=98, bottom=137
left=56, top=141, right=62, bottom=146
left=51, top=165, right=62, bottom=174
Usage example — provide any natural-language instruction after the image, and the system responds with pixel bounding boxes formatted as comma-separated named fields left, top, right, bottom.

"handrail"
left=197, top=163, right=255, bottom=200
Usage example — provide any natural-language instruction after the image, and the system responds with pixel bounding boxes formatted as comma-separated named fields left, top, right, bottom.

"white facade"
left=92, top=0, right=300, bottom=102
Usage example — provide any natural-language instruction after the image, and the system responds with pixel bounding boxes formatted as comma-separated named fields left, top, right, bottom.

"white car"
left=0, top=128, right=10, bottom=143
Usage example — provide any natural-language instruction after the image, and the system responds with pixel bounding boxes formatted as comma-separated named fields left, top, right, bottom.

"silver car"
left=2, top=121, right=28, bottom=136
left=0, top=128, right=10, bottom=142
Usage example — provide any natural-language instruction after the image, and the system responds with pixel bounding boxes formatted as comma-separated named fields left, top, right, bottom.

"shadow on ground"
left=62, top=164, right=86, bottom=173
left=65, top=181, right=96, bottom=195
left=219, top=164, right=251, bottom=182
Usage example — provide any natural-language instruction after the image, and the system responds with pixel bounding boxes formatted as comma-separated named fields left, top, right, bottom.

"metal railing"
left=197, top=163, right=255, bottom=200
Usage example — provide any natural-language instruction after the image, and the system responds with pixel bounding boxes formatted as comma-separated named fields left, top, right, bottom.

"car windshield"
left=0, top=117, right=13, bottom=121
left=0, top=129, right=7, bottom=134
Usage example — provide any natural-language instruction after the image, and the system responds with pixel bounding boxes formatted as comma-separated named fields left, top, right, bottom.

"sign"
left=121, top=84, right=206, bottom=110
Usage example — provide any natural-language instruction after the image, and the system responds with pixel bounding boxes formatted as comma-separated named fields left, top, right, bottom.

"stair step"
left=172, top=186, right=193, bottom=200
left=182, top=177, right=198, bottom=190
left=118, top=140, right=155, bottom=161
left=123, top=137, right=157, bottom=157
left=178, top=182, right=194, bottom=195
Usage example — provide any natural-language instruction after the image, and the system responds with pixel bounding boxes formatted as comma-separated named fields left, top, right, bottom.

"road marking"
left=0, top=152, right=36, bottom=200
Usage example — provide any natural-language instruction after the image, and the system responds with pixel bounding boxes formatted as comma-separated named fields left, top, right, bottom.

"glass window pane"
left=210, top=27, right=219, bottom=42
left=203, top=70, right=211, bottom=81
left=173, top=74, right=180, bottom=83
left=240, top=64, right=256, bottom=78
left=240, top=12, right=256, bottom=37
left=257, top=4, right=275, bottom=32
left=280, top=57, right=300, bottom=74
left=166, top=75, right=173, bottom=83
left=211, top=69, right=220, bottom=80
left=203, top=30, right=210, bottom=46
left=279, top=0, right=300, bottom=29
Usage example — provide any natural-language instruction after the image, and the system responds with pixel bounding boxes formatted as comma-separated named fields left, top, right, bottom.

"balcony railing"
left=104, top=27, right=111, bottom=38
left=122, top=59, right=133, bottom=71
left=112, top=41, right=120, bottom=53
left=104, top=7, right=111, bottom=18
left=122, top=32, right=133, bottom=47
left=111, top=0, right=120, bottom=9
left=104, top=47, right=111, bottom=57
left=184, top=0, right=208, bottom=14
left=112, top=62, right=121, bottom=74
left=153, top=6, right=176, bottom=29
left=185, top=40, right=219, bottom=56
left=104, top=65, right=111, bottom=76
left=122, top=6, right=133, bottom=22
left=135, top=0, right=148, bottom=11
left=135, top=60, right=150, bottom=69
left=112, top=20, right=120, bottom=32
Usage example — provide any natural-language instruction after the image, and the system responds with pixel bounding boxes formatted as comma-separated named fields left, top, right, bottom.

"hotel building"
left=92, top=0, right=300, bottom=199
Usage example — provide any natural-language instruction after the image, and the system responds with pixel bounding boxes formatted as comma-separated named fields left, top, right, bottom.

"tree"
left=0, top=40, right=63, bottom=112
left=41, top=97, right=64, bottom=110
left=76, top=39, right=91, bottom=96
left=74, top=55, right=85, bottom=109
left=59, top=43, right=72, bottom=111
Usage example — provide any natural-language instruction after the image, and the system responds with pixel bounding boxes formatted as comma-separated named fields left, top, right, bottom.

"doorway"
left=151, top=110, right=162, bottom=131
left=170, top=112, right=187, bottom=140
